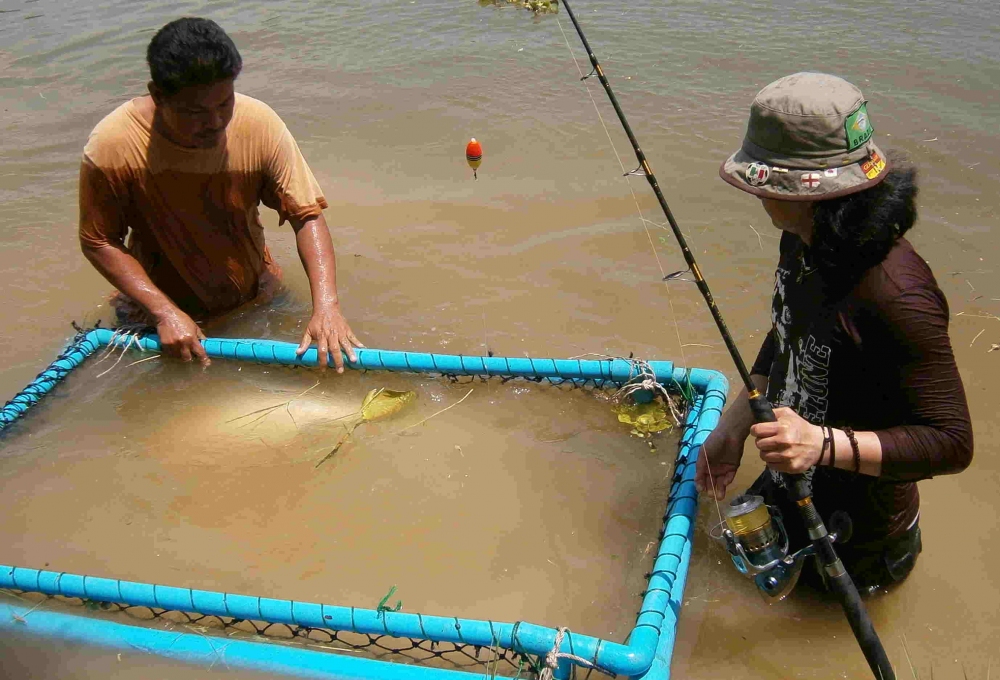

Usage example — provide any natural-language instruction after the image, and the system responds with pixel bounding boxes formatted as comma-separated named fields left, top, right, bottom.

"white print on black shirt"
left=766, top=257, right=832, bottom=489
left=770, top=261, right=832, bottom=426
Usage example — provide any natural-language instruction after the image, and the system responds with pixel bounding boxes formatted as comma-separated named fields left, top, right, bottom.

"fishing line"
left=701, top=449, right=727, bottom=529
left=558, top=6, right=734, bottom=556
left=554, top=13, right=688, bottom=369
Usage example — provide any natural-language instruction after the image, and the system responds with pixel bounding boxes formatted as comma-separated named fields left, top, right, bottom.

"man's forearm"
left=82, top=243, right=176, bottom=319
left=293, top=213, right=340, bottom=310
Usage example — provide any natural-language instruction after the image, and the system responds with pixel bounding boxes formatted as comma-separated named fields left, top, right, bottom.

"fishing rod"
left=557, top=2, right=894, bottom=678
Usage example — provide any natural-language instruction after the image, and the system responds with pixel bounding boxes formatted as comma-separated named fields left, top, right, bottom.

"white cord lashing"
left=539, top=627, right=596, bottom=680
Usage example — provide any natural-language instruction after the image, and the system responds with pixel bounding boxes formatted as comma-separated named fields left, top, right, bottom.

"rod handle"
left=749, top=395, right=817, bottom=501
left=748, top=392, right=777, bottom=423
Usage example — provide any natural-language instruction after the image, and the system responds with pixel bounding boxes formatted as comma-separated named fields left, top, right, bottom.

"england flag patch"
left=800, top=172, right=822, bottom=189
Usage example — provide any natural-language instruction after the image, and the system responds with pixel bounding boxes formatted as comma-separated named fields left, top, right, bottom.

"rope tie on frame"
left=539, top=627, right=596, bottom=680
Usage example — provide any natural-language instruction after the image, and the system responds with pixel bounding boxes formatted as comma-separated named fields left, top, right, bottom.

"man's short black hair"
left=147, top=18, right=242, bottom=97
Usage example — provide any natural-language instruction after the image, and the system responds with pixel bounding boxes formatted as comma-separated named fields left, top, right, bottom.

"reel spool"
left=714, top=494, right=801, bottom=601
left=713, top=494, right=853, bottom=601
left=711, top=494, right=851, bottom=601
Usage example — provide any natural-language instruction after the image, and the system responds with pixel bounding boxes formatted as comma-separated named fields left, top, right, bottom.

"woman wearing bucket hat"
left=695, top=72, right=973, bottom=593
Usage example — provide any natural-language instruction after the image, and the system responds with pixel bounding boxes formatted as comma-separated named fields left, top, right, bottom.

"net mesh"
left=2, top=589, right=619, bottom=679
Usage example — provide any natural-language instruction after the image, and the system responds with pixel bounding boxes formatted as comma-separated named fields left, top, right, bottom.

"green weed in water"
left=612, top=399, right=676, bottom=436
left=477, top=0, right=559, bottom=15
left=672, top=370, right=695, bottom=406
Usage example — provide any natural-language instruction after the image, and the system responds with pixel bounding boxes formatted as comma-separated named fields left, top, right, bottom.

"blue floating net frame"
left=0, top=327, right=727, bottom=680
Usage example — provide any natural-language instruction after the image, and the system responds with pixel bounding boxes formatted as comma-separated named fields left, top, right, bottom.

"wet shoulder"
left=231, top=93, right=290, bottom=141
left=82, top=99, right=148, bottom=171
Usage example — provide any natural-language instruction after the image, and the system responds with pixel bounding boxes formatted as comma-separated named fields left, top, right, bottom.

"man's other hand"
left=296, top=305, right=364, bottom=373
left=155, top=307, right=210, bottom=366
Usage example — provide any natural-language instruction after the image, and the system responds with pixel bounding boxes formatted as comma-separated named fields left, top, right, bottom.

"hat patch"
left=824, top=168, right=839, bottom=178
left=845, top=102, right=874, bottom=151
left=746, top=162, right=771, bottom=186
left=861, top=149, right=886, bottom=180
left=800, top=172, right=822, bottom=189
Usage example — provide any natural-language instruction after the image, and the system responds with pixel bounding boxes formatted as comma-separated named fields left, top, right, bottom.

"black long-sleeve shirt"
left=751, top=233, right=972, bottom=541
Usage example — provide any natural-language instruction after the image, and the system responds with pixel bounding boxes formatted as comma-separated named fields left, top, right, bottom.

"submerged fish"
left=360, top=388, right=417, bottom=422
left=316, top=388, right=418, bottom=468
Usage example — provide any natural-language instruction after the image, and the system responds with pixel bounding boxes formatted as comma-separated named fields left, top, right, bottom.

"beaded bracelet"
left=844, top=426, right=861, bottom=473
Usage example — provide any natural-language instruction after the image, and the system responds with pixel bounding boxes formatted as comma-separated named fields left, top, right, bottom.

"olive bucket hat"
left=720, top=72, right=889, bottom=201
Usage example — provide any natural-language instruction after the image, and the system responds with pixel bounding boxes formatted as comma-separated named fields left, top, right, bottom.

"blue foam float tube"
left=121, top=329, right=675, bottom=383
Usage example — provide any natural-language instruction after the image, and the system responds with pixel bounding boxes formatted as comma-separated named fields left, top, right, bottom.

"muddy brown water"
left=1, top=0, right=998, bottom=678
left=0, top=358, right=675, bottom=635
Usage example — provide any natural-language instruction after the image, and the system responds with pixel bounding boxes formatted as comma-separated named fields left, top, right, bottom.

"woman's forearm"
left=824, top=427, right=882, bottom=476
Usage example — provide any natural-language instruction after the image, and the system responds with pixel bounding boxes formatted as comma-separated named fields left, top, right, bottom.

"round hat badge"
left=746, top=162, right=770, bottom=186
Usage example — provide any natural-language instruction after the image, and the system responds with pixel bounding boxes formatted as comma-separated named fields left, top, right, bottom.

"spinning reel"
left=713, top=494, right=852, bottom=601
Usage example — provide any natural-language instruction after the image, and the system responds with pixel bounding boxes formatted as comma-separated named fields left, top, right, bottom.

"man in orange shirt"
left=79, top=17, right=362, bottom=371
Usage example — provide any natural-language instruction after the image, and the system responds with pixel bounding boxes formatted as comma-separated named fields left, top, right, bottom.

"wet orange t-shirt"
left=79, top=93, right=328, bottom=319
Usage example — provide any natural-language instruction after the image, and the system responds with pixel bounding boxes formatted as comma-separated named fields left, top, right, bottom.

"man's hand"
left=80, top=238, right=210, bottom=366
left=750, top=406, right=824, bottom=473
left=295, top=305, right=364, bottom=372
left=695, top=425, right=745, bottom=499
left=290, top=213, right=363, bottom=372
left=155, top=307, right=210, bottom=366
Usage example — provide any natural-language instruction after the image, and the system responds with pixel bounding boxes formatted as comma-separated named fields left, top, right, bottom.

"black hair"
left=811, top=151, right=918, bottom=296
left=147, top=18, right=242, bottom=97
